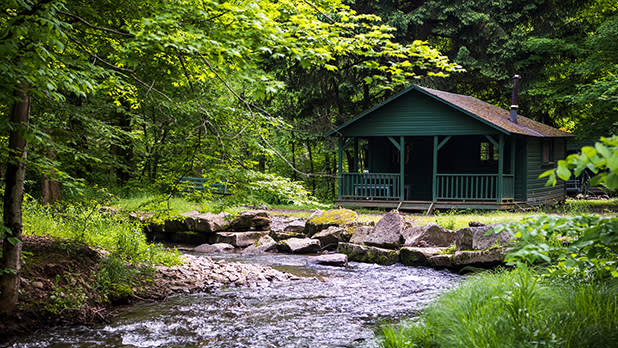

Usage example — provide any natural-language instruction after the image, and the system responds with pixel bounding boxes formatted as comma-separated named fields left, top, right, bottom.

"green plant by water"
left=23, top=198, right=180, bottom=266
left=379, top=267, right=618, bottom=348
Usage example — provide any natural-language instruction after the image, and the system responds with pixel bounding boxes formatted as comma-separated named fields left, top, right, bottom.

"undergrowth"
left=380, top=267, right=618, bottom=348
left=23, top=198, right=180, bottom=266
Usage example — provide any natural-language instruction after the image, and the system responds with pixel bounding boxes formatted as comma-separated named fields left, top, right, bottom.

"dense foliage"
left=496, top=215, right=618, bottom=280
left=542, top=135, right=618, bottom=191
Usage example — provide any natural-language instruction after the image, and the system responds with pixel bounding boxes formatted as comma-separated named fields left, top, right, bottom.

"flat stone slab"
left=228, top=210, right=270, bottom=231
left=182, top=211, right=230, bottom=233
left=452, top=249, right=506, bottom=267
left=194, top=243, right=235, bottom=253
left=427, top=254, right=454, bottom=268
left=277, top=238, right=321, bottom=254
left=311, top=226, right=343, bottom=251
left=400, top=247, right=445, bottom=266
left=284, top=220, right=306, bottom=233
left=307, top=253, right=348, bottom=267
left=213, top=231, right=268, bottom=248
left=242, top=235, right=277, bottom=254
left=338, top=242, right=399, bottom=265
left=269, top=231, right=306, bottom=241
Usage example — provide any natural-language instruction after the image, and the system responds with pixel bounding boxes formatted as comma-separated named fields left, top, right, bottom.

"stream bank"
left=0, top=236, right=293, bottom=344
left=6, top=252, right=460, bottom=347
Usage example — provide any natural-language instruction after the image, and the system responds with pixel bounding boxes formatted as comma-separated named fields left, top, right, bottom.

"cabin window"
left=542, top=139, right=553, bottom=164
left=480, top=141, right=498, bottom=164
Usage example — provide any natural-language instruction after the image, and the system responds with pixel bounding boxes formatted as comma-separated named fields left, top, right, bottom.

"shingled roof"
left=327, top=85, right=572, bottom=138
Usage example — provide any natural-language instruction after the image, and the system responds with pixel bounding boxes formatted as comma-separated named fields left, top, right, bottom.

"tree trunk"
left=291, top=138, right=297, bottom=181
left=305, top=142, right=315, bottom=193
left=41, top=132, right=60, bottom=205
left=0, top=85, right=30, bottom=314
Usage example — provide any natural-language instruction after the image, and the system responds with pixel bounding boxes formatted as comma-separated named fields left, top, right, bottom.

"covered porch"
left=336, top=134, right=519, bottom=207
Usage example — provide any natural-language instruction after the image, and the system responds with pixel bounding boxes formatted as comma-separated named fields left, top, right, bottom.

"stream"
left=10, top=253, right=460, bottom=347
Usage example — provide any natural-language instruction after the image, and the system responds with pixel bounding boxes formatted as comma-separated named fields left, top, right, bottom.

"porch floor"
left=337, top=199, right=531, bottom=212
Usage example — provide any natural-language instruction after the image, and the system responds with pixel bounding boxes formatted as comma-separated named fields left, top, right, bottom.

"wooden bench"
left=178, top=176, right=231, bottom=195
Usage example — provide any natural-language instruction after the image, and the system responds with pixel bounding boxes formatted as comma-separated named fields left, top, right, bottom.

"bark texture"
left=0, top=86, right=30, bottom=313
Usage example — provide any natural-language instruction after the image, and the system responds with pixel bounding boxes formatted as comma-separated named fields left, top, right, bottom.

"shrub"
left=493, top=214, right=618, bottom=280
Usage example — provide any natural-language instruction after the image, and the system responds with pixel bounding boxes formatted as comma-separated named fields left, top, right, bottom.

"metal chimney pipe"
left=510, top=74, right=521, bottom=123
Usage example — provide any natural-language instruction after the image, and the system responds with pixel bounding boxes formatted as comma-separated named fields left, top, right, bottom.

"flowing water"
left=9, top=253, right=459, bottom=348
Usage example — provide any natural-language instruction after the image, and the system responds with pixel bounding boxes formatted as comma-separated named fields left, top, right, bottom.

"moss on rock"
left=304, top=209, right=358, bottom=236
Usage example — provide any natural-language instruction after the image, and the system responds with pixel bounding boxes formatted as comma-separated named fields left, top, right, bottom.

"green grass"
left=110, top=192, right=203, bottom=215
left=411, top=210, right=530, bottom=230
left=379, top=267, right=618, bottom=348
left=23, top=199, right=180, bottom=266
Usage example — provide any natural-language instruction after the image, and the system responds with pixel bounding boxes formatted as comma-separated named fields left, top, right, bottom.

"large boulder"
left=183, top=211, right=230, bottom=233
left=307, top=253, right=348, bottom=267
left=349, top=226, right=373, bottom=245
left=228, top=210, right=270, bottom=231
left=455, top=224, right=513, bottom=251
left=403, top=223, right=456, bottom=248
left=311, top=226, right=343, bottom=251
left=212, top=231, right=268, bottom=248
left=304, top=209, right=358, bottom=236
left=276, top=238, right=321, bottom=254
left=400, top=247, right=444, bottom=266
left=451, top=249, right=506, bottom=267
left=363, top=212, right=408, bottom=249
left=194, top=243, right=235, bottom=253
left=242, top=235, right=277, bottom=254
left=338, top=242, right=399, bottom=265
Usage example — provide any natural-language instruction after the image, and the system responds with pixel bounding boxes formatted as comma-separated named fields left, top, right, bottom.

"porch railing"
left=340, top=173, right=401, bottom=200
left=436, top=174, right=504, bottom=201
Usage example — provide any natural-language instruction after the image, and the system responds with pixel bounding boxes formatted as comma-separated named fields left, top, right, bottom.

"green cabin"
left=326, top=85, right=572, bottom=210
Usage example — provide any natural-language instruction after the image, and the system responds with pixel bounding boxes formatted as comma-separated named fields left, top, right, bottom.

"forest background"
left=2, top=0, right=617, bottom=206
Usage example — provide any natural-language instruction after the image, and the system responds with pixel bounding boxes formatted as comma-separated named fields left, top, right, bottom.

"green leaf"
left=556, top=165, right=571, bottom=181
left=604, top=172, right=618, bottom=189
left=539, top=169, right=555, bottom=178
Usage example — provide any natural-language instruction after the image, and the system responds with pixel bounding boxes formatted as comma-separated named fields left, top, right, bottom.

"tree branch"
left=196, top=52, right=317, bottom=177
left=59, top=11, right=133, bottom=37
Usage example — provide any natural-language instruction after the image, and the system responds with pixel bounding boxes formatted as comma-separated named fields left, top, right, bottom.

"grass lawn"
left=108, top=194, right=616, bottom=230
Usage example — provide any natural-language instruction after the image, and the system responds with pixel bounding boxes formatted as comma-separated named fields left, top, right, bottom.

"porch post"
left=338, top=137, right=343, bottom=199
left=497, top=134, right=504, bottom=202
left=432, top=135, right=438, bottom=202
left=353, top=137, right=359, bottom=172
left=400, top=136, right=405, bottom=201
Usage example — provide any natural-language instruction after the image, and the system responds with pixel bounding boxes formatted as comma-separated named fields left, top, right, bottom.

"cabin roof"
left=326, top=85, right=573, bottom=138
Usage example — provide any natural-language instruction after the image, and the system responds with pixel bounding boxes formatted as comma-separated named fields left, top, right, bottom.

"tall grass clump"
left=380, top=267, right=618, bottom=348
left=23, top=198, right=180, bottom=266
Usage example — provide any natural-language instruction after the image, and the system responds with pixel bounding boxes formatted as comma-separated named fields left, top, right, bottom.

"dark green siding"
left=526, top=138, right=566, bottom=205
left=514, top=137, right=527, bottom=201
left=340, top=91, right=498, bottom=137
